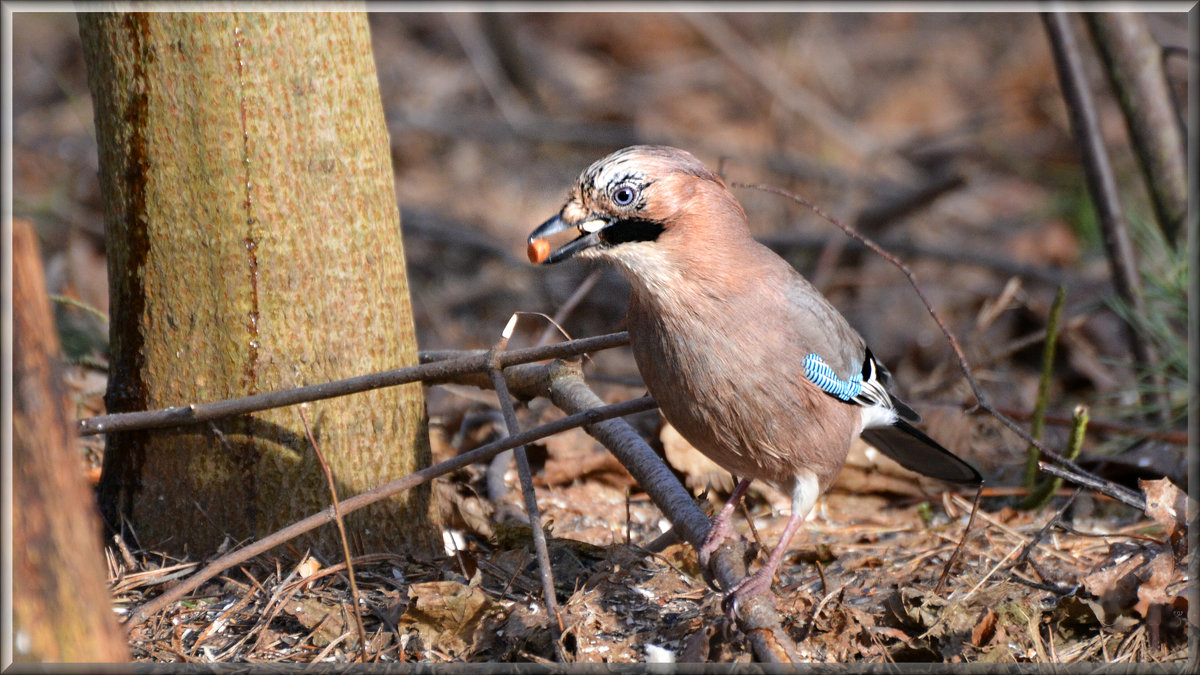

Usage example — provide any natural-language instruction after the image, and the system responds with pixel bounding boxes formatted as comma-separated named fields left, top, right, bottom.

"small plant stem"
left=1022, top=286, right=1067, bottom=496
left=1022, top=405, right=1089, bottom=511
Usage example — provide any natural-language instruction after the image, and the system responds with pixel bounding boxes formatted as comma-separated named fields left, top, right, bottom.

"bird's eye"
left=612, top=185, right=638, bottom=206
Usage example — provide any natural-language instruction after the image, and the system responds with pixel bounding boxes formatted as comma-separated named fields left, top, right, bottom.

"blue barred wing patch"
left=803, top=353, right=863, bottom=401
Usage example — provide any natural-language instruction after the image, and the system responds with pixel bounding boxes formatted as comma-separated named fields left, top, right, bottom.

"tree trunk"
left=79, top=12, right=437, bottom=559
left=12, top=218, right=130, bottom=662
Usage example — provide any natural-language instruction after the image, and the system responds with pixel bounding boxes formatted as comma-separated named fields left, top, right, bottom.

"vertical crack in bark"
left=234, top=21, right=260, bottom=393
left=233, top=18, right=261, bottom=533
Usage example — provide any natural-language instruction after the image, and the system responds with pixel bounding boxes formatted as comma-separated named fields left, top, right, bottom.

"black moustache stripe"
left=600, top=218, right=665, bottom=245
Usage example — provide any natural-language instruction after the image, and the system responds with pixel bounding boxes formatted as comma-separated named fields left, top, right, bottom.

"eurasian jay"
left=527, top=145, right=981, bottom=608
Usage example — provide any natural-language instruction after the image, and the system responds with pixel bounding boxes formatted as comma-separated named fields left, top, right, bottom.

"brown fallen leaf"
left=1081, top=542, right=1152, bottom=624
left=1081, top=538, right=1186, bottom=631
left=1132, top=547, right=1177, bottom=620
left=401, top=579, right=501, bottom=657
left=1139, top=477, right=1190, bottom=556
left=970, top=607, right=997, bottom=648
left=283, top=596, right=354, bottom=647
left=541, top=446, right=636, bottom=489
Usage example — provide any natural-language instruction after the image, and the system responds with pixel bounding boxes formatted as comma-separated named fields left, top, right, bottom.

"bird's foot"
left=697, top=517, right=733, bottom=569
left=721, top=569, right=776, bottom=621
left=697, top=512, right=737, bottom=591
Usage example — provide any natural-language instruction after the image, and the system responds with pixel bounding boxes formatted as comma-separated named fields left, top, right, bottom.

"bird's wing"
left=861, top=421, right=983, bottom=484
left=857, top=350, right=921, bottom=423
left=783, top=266, right=979, bottom=484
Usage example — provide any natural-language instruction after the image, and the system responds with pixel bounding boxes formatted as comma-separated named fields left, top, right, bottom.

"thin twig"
left=297, top=406, right=368, bottom=663
left=934, top=485, right=983, bottom=596
left=78, top=332, right=630, bottom=436
left=1037, top=461, right=1144, bottom=508
left=123, top=394, right=656, bottom=628
left=1013, top=489, right=1082, bottom=573
left=486, top=315, right=564, bottom=656
left=50, top=293, right=109, bottom=323
left=736, top=180, right=1147, bottom=512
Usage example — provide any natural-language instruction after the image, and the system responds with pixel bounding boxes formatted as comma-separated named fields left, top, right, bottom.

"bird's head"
left=527, top=146, right=750, bottom=271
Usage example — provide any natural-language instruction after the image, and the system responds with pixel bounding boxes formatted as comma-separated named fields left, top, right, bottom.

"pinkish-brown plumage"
left=529, top=145, right=980, bottom=609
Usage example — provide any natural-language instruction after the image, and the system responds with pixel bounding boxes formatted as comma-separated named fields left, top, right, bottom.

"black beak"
left=527, top=213, right=608, bottom=264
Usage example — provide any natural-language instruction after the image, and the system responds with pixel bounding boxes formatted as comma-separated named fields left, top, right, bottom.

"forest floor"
left=11, top=10, right=1192, bottom=665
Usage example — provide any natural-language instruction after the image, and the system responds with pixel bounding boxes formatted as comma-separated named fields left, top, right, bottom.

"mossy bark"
left=80, top=11, right=437, bottom=559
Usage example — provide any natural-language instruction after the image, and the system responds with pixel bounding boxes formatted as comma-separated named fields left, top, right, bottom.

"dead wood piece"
left=12, top=218, right=131, bottom=662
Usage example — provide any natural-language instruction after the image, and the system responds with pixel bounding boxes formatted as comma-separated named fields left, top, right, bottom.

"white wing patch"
left=803, top=348, right=900, bottom=431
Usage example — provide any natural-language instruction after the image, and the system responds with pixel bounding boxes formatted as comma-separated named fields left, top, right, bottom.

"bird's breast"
left=627, top=290, right=859, bottom=492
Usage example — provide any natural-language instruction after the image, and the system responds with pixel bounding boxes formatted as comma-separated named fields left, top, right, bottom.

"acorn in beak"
left=526, top=214, right=610, bottom=264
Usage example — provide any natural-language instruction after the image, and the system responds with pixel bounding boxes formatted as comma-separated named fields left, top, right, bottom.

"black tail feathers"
left=860, top=419, right=982, bottom=484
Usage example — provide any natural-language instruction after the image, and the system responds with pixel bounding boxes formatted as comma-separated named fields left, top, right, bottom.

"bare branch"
left=1085, top=13, right=1187, bottom=245
left=297, top=406, right=368, bottom=662
left=1041, top=11, right=1167, bottom=424
left=1036, top=461, right=1144, bottom=507
left=77, top=332, right=630, bottom=436
left=486, top=317, right=564, bottom=655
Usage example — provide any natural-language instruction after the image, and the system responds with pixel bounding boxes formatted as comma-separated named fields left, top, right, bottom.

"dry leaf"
left=1132, top=548, right=1176, bottom=619
left=283, top=596, right=353, bottom=647
left=1140, top=477, right=1190, bottom=554
left=542, top=447, right=635, bottom=489
left=402, top=580, right=500, bottom=656
left=970, top=607, right=997, bottom=647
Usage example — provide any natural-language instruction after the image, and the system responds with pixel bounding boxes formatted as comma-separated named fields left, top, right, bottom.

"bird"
left=527, top=145, right=981, bottom=610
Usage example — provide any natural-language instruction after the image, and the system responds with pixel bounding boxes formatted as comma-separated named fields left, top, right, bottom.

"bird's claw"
left=720, top=570, right=775, bottom=622
left=697, top=519, right=735, bottom=592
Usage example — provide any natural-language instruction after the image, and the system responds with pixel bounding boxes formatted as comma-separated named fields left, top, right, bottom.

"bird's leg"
left=697, top=477, right=752, bottom=569
left=722, top=506, right=807, bottom=616
left=723, top=470, right=819, bottom=618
